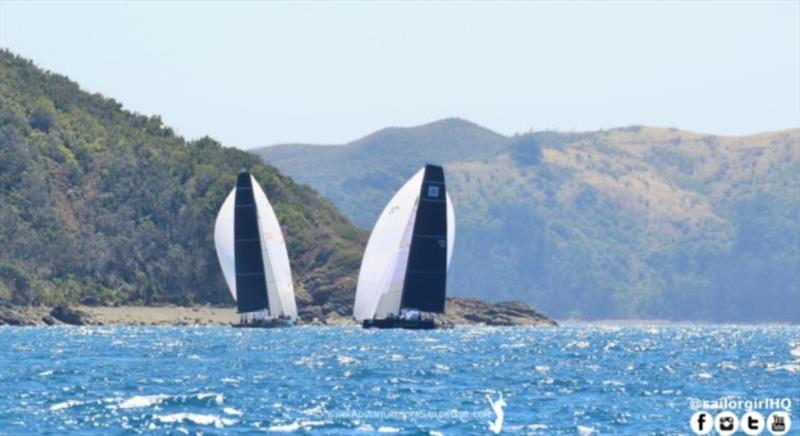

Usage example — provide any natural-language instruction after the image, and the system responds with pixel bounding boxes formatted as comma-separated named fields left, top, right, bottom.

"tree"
left=510, top=134, right=542, bottom=165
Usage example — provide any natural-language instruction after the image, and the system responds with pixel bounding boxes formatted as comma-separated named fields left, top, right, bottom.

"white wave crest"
left=223, top=407, right=244, bottom=416
left=49, top=400, right=83, bottom=411
left=155, top=413, right=237, bottom=428
left=120, top=394, right=170, bottom=409
left=119, top=392, right=223, bottom=409
left=196, top=392, right=224, bottom=405
left=767, top=363, right=800, bottom=373
left=337, top=355, right=358, bottom=365
left=268, top=420, right=330, bottom=432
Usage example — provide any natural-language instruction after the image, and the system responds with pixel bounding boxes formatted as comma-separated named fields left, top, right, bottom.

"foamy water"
left=1, top=325, right=798, bottom=434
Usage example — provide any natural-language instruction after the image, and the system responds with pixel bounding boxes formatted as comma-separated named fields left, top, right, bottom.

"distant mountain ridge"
left=255, top=119, right=800, bottom=322
left=263, top=118, right=510, bottom=227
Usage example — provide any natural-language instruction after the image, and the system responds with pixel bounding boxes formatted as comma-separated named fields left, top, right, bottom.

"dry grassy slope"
left=449, top=127, right=798, bottom=315
left=452, top=128, right=797, bottom=245
left=545, top=128, right=797, bottom=239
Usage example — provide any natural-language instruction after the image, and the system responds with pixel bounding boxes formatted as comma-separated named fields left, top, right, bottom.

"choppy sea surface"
left=1, top=325, right=798, bottom=435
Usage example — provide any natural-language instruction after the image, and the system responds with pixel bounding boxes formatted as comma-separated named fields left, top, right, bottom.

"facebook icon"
left=691, top=411, right=713, bottom=435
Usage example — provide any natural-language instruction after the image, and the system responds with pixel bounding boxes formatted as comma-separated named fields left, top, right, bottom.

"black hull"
left=362, top=318, right=437, bottom=330
left=232, top=318, right=294, bottom=328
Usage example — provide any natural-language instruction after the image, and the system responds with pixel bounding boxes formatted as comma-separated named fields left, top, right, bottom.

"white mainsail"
left=353, top=167, right=455, bottom=321
left=213, top=174, right=297, bottom=319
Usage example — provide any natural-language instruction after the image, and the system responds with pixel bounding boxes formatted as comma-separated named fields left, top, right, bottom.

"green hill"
left=256, top=121, right=800, bottom=322
left=0, top=50, right=365, bottom=318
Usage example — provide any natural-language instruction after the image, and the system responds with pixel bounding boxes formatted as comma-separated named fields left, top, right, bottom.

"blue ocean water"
left=1, top=325, right=798, bottom=435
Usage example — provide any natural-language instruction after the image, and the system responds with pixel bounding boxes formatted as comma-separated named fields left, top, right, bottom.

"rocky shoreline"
left=437, top=298, right=557, bottom=327
left=0, top=298, right=556, bottom=327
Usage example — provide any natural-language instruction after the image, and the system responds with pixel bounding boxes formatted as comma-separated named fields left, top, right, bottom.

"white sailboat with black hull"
left=354, top=164, right=455, bottom=329
left=215, top=172, right=298, bottom=327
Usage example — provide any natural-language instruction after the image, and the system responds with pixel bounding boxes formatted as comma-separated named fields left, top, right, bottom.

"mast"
left=233, top=172, right=270, bottom=314
left=399, top=165, right=448, bottom=313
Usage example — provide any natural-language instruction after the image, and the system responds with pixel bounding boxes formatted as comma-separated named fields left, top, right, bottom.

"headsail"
left=214, top=172, right=297, bottom=319
left=353, top=165, right=455, bottom=320
left=252, top=177, right=297, bottom=319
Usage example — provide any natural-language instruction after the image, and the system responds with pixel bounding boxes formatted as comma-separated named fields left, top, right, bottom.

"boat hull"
left=232, top=318, right=294, bottom=328
left=362, top=318, right=437, bottom=330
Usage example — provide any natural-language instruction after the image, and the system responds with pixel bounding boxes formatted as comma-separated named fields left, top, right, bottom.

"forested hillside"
left=0, top=50, right=365, bottom=318
left=257, top=120, right=800, bottom=322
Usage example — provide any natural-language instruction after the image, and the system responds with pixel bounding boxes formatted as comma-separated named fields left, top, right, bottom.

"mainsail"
left=214, top=172, right=297, bottom=319
left=401, top=165, right=448, bottom=313
left=353, top=165, right=455, bottom=321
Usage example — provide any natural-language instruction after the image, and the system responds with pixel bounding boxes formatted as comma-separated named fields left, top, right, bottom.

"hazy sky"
left=1, top=1, right=798, bottom=148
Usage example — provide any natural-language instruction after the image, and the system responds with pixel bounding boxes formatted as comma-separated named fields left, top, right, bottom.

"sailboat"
left=353, top=164, right=455, bottom=329
left=214, top=171, right=298, bottom=327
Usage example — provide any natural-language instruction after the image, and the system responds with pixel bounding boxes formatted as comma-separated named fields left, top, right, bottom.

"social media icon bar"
left=690, top=411, right=713, bottom=435
left=741, top=411, right=765, bottom=435
left=767, top=411, right=791, bottom=435
left=690, top=409, right=791, bottom=435
left=715, top=410, right=739, bottom=435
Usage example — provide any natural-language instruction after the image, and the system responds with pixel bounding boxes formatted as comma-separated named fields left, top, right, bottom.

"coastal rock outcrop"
left=311, top=296, right=557, bottom=326
left=50, top=305, right=93, bottom=326
left=0, top=307, right=37, bottom=326
left=438, top=298, right=558, bottom=327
